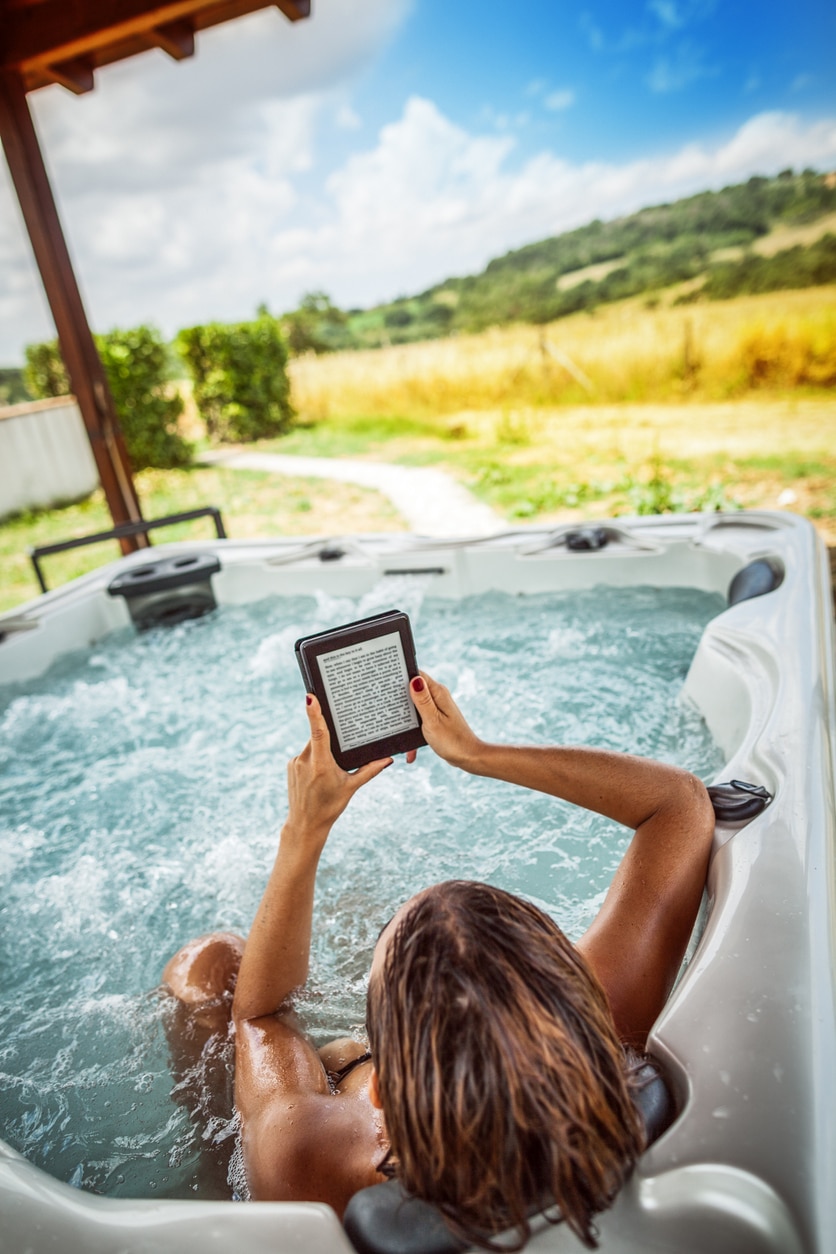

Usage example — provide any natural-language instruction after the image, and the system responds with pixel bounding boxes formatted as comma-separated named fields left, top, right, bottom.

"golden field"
left=288, top=287, right=836, bottom=419
left=2, top=288, right=833, bottom=616
left=280, top=287, right=835, bottom=546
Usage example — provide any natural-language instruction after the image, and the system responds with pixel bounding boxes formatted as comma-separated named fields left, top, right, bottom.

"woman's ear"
left=368, top=1066, right=383, bottom=1110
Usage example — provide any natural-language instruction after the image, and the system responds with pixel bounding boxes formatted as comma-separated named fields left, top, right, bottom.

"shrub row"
left=24, top=312, right=294, bottom=471
left=176, top=312, right=293, bottom=443
left=25, top=328, right=191, bottom=471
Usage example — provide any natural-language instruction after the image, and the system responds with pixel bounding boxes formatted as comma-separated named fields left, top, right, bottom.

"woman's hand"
left=283, top=694, right=393, bottom=857
left=409, top=671, right=484, bottom=771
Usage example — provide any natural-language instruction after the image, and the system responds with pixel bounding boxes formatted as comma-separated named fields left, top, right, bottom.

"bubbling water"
left=0, top=581, right=724, bottom=1200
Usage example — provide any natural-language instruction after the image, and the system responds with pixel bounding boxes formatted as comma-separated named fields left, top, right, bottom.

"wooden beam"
left=45, top=57, right=95, bottom=94
left=0, top=67, right=146, bottom=552
left=151, top=19, right=196, bottom=61
left=275, top=0, right=310, bottom=20
left=1, top=1, right=308, bottom=75
left=2, top=3, right=207, bottom=69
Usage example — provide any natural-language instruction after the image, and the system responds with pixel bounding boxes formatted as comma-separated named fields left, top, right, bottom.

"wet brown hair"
left=365, top=881, right=645, bottom=1250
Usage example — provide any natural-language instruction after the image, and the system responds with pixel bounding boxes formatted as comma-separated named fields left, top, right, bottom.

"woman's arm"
left=231, top=695, right=392, bottom=1208
left=232, top=694, right=392, bottom=1023
left=409, top=672, right=716, bottom=1045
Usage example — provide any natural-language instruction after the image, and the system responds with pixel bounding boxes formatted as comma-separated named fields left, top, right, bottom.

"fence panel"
left=0, top=396, right=98, bottom=519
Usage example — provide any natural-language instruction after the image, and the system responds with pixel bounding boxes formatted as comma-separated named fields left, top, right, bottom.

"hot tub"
left=0, top=510, right=833, bottom=1254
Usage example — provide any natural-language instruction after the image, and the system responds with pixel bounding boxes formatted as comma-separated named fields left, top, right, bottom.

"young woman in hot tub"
left=163, top=672, right=714, bottom=1250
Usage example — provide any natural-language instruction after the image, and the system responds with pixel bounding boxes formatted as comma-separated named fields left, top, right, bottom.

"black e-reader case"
left=295, top=610, right=426, bottom=770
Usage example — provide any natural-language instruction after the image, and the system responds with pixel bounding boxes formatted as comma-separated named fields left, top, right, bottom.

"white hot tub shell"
left=0, top=510, right=833, bottom=1254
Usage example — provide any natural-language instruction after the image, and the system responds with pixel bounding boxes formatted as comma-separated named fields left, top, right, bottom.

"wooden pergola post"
left=0, top=0, right=310, bottom=552
left=0, top=67, right=146, bottom=550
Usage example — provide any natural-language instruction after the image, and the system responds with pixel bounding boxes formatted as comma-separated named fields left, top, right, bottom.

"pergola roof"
left=0, top=0, right=310, bottom=94
left=0, top=0, right=310, bottom=552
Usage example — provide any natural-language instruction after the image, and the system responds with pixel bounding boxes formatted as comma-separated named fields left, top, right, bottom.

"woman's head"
left=365, top=881, right=644, bottom=1251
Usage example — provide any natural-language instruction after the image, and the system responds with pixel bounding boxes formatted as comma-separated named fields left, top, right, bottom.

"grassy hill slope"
left=298, top=169, right=836, bottom=352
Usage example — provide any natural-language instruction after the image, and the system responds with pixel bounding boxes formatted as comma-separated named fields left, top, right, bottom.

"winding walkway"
left=200, top=448, right=503, bottom=537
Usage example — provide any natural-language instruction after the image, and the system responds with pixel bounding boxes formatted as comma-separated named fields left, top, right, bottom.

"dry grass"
left=288, top=287, right=836, bottom=419
left=754, top=210, right=836, bottom=254
left=281, top=287, right=836, bottom=549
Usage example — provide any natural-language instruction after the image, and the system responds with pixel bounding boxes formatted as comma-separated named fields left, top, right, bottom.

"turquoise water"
left=0, top=580, right=725, bottom=1200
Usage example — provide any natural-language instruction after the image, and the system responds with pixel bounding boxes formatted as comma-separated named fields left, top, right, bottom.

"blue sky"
left=380, top=0, right=835, bottom=162
left=1, top=0, right=835, bottom=363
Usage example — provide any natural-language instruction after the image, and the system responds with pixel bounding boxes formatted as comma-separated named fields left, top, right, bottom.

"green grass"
left=4, top=397, right=834, bottom=616
left=725, top=454, right=835, bottom=478
left=254, top=413, right=836, bottom=526
left=257, top=413, right=442, bottom=458
left=0, top=464, right=403, bottom=614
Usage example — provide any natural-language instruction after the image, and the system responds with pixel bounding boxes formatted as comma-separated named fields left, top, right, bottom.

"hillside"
left=287, top=168, right=836, bottom=353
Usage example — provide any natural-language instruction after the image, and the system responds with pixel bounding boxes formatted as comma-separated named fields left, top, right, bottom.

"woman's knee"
left=162, top=931, right=246, bottom=1005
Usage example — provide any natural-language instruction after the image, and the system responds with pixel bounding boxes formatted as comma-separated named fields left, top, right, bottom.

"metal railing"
left=28, top=507, right=227, bottom=594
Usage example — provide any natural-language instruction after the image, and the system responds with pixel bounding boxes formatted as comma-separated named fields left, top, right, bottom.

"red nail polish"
left=413, top=677, right=424, bottom=692
left=306, top=695, right=313, bottom=706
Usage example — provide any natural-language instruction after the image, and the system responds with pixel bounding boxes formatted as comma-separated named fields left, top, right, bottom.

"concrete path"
left=199, top=448, right=503, bottom=537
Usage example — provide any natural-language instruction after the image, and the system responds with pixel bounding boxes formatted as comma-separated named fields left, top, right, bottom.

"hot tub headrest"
left=107, top=553, right=221, bottom=631
left=707, top=779, right=772, bottom=824
left=107, top=553, right=221, bottom=599
left=727, top=556, right=784, bottom=606
left=343, top=1061, right=675, bottom=1254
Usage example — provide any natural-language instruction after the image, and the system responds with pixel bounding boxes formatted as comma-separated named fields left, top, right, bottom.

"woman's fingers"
left=304, top=693, right=332, bottom=755
left=349, top=756, right=394, bottom=790
left=409, top=669, right=457, bottom=731
left=409, top=670, right=481, bottom=769
left=297, top=694, right=392, bottom=794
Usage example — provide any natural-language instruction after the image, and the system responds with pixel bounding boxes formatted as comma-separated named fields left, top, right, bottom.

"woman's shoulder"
left=242, top=1084, right=386, bottom=1213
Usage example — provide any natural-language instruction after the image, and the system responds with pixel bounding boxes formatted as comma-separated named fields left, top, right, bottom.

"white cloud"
left=0, top=0, right=410, bottom=358
left=273, top=103, right=836, bottom=310
left=579, top=13, right=605, bottom=53
left=543, top=89, right=576, bottom=112
left=336, top=103, right=362, bottom=130
left=647, top=40, right=717, bottom=92
left=224, top=101, right=836, bottom=317
left=3, top=22, right=836, bottom=367
left=648, top=1, right=684, bottom=30
left=647, top=0, right=716, bottom=30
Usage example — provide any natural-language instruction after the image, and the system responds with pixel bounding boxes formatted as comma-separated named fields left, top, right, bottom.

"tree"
left=281, top=291, right=348, bottom=355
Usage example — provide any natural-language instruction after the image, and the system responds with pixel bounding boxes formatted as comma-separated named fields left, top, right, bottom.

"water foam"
left=0, top=583, right=724, bottom=1199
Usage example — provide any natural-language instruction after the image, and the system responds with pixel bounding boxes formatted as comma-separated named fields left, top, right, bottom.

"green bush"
left=23, top=327, right=192, bottom=470
left=0, top=367, right=32, bottom=406
left=97, top=326, right=191, bottom=470
left=23, top=340, right=69, bottom=399
left=177, top=312, right=293, bottom=442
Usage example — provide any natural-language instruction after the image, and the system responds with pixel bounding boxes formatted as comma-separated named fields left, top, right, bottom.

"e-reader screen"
left=317, top=630, right=420, bottom=753
left=295, top=610, right=425, bottom=768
